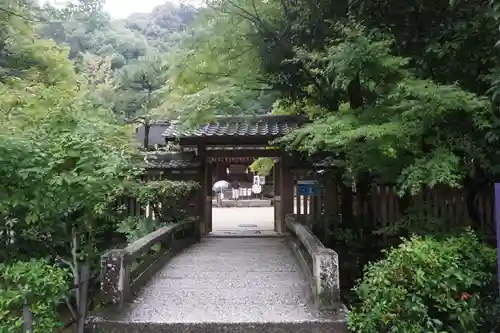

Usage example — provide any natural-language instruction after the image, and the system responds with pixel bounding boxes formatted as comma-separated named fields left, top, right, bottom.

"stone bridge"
left=86, top=210, right=348, bottom=333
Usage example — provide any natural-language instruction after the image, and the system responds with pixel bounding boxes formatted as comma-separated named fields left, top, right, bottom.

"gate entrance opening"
left=137, top=115, right=308, bottom=239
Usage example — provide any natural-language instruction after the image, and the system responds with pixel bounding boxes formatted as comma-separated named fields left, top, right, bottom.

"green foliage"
left=486, top=0, right=500, bottom=102
left=116, top=180, right=199, bottom=243
left=125, top=180, right=200, bottom=223
left=0, top=0, right=200, bottom=296
left=249, top=157, right=274, bottom=176
left=0, top=74, right=140, bottom=263
left=37, top=0, right=197, bottom=119
left=165, top=0, right=500, bottom=199
left=121, top=2, right=196, bottom=50
left=354, top=0, right=499, bottom=95
left=0, top=0, right=141, bottom=293
left=374, top=203, right=454, bottom=237
left=0, top=259, right=70, bottom=333
left=159, top=0, right=282, bottom=124
left=39, top=0, right=195, bottom=63
left=115, top=52, right=169, bottom=118
left=348, top=231, right=500, bottom=333
left=2, top=0, right=500, bottom=327
left=278, top=22, right=493, bottom=194
left=117, top=216, right=167, bottom=243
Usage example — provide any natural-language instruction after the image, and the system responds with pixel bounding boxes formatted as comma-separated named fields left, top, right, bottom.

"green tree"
left=0, top=0, right=138, bottom=284
left=115, top=52, right=169, bottom=119
left=166, top=0, right=499, bottom=197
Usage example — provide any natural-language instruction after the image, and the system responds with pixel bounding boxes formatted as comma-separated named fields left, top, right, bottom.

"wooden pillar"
left=196, top=145, right=206, bottom=241
left=322, top=173, right=338, bottom=246
left=280, top=156, right=294, bottom=233
left=311, top=191, right=318, bottom=223
left=273, top=160, right=281, bottom=233
left=205, top=161, right=213, bottom=234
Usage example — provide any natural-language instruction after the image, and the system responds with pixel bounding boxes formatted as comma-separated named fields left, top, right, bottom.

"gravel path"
left=116, top=237, right=316, bottom=323
left=211, top=207, right=275, bottom=235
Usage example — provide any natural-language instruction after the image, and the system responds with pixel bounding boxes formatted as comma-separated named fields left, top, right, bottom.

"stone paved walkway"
left=211, top=207, right=276, bottom=236
left=117, top=237, right=318, bottom=323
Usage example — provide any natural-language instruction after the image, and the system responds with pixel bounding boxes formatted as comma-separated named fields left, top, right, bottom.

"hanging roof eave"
left=161, top=114, right=307, bottom=143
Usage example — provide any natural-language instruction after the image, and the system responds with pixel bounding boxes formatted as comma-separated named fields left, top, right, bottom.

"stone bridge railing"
left=100, top=220, right=196, bottom=306
left=285, top=214, right=342, bottom=311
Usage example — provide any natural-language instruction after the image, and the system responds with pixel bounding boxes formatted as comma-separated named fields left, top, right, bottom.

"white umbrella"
left=212, top=180, right=230, bottom=192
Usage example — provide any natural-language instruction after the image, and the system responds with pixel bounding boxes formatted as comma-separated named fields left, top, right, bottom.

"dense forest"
left=36, top=0, right=197, bottom=119
left=2, top=0, right=500, bottom=332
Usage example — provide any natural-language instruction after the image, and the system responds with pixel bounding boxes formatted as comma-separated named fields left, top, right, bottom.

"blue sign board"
left=297, top=180, right=319, bottom=196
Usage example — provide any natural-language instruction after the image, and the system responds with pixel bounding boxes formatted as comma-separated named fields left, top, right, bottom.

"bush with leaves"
left=117, top=216, right=168, bottom=243
left=0, top=7, right=143, bottom=326
left=348, top=231, right=500, bottom=333
left=0, top=259, right=70, bottom=333
left=277, top=22, right=493, bottom=196
left=374, top=202, right=462, bottom=238
left=249, top=157, right=274, bottom=176
left=0, top=82, right=140, bottom=263
left=124, top=180, right=200, bottom=224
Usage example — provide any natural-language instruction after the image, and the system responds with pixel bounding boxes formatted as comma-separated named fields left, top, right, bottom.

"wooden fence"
left=292, top=176, right=495, bottom=240
left=365, top=185, right=494, bottom=234
left=120, top=170, right=495, bottom=240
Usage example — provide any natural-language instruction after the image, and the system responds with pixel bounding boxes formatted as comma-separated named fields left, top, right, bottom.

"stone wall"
left=285, top=214, right=344, bottom=312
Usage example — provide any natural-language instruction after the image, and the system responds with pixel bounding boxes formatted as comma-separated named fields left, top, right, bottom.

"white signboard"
left=252, top=184, right=262, bottom=194
left=254, top=175, right=266, bottom=185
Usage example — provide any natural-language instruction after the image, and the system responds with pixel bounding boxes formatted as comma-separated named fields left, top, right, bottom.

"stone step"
left=86, top=318, right=349, bottom=333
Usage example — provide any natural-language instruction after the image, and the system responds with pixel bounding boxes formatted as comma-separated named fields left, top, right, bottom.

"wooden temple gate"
left=159, top=115, right=309, bottom=238
left=127, top=115, right=321, bottom=238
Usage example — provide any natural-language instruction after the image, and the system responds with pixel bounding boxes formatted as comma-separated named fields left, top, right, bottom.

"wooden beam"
left=174, top=136, right=278, bottom=146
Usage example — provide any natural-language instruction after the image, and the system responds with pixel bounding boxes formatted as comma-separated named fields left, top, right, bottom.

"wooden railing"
left=100, top=220, right=196, bottom=306
left=285, top=214, right=342, bottom=311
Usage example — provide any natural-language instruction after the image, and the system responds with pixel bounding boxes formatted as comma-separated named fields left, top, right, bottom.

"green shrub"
left=0, top=259, right=69, bottom=333
left=125, top=180, right=200, bottom=224
left=348, top=231, right=500, bottom=333
left=117, top=216, right=167, bottom=243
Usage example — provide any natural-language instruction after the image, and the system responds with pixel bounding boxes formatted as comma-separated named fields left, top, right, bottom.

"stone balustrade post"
left=100, top=249, right=130, bottom=306
left=313, top=248, right=341, bottom=308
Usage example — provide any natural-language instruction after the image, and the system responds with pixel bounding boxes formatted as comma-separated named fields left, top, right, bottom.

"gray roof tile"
left=162, top=115, right=305, bottom=138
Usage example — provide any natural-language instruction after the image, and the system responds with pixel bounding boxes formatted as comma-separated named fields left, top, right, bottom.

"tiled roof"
left=142, top=151, right=200, bottom=169
left=162, top=115, right=306, bottom=139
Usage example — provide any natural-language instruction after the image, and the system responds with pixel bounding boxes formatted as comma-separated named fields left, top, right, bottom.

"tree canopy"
left=2, top=0, right=500, bottom=330
left=36, top=0, right=197, bottom=119
left=161, top=0, right=500, bottom=198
